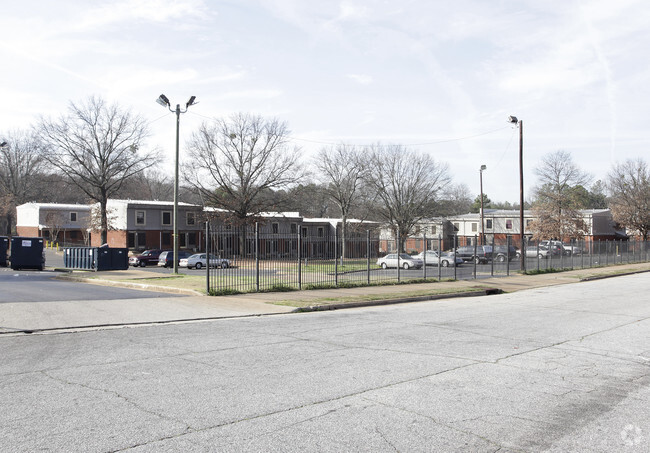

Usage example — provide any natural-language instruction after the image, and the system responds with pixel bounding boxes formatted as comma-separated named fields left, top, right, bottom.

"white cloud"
left=77, top=0, right=211, bottom=31
left=212, top=90, right=283, bottom=101
left=337, top=1, right=369, bottom=20
left=347, top=74, right=373, bottom=85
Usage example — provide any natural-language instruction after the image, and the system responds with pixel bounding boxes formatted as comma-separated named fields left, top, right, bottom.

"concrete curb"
left=2, top=312, right=277, bottom=336
left=292, top=288, right=503, bottom=312
left=578, top=268, right=650, bottom=282
left=55, top=274, right=204, bottom=296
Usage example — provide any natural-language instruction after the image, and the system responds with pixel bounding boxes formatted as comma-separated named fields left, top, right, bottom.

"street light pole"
left=479, top=165, right=486, bottom=245
left=508, top=115, right=525, bottom=272
left=156, top=94, right=197, bottom=274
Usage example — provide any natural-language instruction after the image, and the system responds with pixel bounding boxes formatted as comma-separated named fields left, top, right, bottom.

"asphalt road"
left=2, top=273, right=649, bottom=452
left=0, top=268, right=182, bottom=303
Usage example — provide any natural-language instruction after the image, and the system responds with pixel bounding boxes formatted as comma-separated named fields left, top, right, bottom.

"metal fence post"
left=505, top=236, right=509, bottom=276
left=335, top=228, right=339, bottom=287
left=298, top=229, right=302, bottom=290
left=205, top=221, right=210, bottom=295
left=255, top=222, right=260, bottom=292
left=453, top=236, right=457, bottom=281
left=397, top=231, right=401, bottom=283
left=473, top=235, right=477, bottom=279
left=423, top=232, right=427, bottom=280
left=367, top=230, right=371, bottom=285
left=492, top=235, right=496, bottom=276
left=438, top=235, right=442, bottom=281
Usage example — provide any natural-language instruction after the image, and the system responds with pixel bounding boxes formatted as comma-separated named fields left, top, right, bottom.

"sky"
left=2, top=0, right=649, bottom=204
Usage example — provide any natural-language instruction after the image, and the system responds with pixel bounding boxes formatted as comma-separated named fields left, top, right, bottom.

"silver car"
left=415, top=250, right=462, bottom=267
left=179, top=253, right=231, bottom=269
left=525, top=245, right=554, bottom=259
left=376, top=253, right=423, bottom=270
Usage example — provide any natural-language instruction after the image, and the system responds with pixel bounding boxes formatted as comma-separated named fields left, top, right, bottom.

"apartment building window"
left=291, top=223, right=297, bottom=234
left=70, top=212, right=77, bottom=222
left=186, top=212, right=196, bottom=226
left=135, top=210, right=146, bottom=226
left=486, top=219, right=492, bottom=229
left=471, top=223, right=477, bottom=232
left=272, top=223, right=279, bottom=234
left=317, top=227, right=324, bottom=237
left=128, top=232, right=146, bottom=248
left=430, top=225, right=437, bottom=234
left=162, top=211, right=172, bottom=226
left=506, top=219, right=513, bottom=229
left=301, top=227, right=308, bottom=237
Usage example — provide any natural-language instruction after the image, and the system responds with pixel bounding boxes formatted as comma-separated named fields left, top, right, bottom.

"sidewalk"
left=4, top=250, right=647, bottom=334
left=51, top=261, right=650, bottom=317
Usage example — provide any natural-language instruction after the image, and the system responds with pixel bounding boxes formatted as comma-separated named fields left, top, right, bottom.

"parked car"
left=129, top=249, right=163, bottom=267
left=538, top=240, right=565, bottom=255
left=561, top=243, right=582, bottom=255
left=415, top=250, right=462, bottom=267
left=454, top=245, right=493, bottom=264
left=179, top=253, right=231, bottom=270
left=525, top=245, right=560, bottom=259
left=157, top=250, right=193, bottom=268
left=493, top=245, right=518, bottom=262
left=376, top=253, right=423, bottom=270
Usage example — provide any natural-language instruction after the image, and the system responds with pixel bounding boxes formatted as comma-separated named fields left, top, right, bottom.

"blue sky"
left=2, top=0, right=649, bottom=203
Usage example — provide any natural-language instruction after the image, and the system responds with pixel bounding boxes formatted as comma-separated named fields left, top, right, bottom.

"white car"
left=179, top=253, right=231, bottom=270
left=376, top=253, right=423, bottom=270
left=415, top=250, right=462, bottom=267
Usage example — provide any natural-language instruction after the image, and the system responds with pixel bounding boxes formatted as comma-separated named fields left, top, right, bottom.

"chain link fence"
left=204, top=223, right=649, bottom=294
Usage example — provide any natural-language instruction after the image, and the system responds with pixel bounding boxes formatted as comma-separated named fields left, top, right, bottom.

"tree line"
left=1, top=96, right=649, bottom=247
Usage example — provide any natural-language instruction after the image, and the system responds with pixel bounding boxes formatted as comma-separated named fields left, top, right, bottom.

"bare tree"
left=364, top=144, right=451, bottom=252
left=44, top=211, right=66, bottom=244
left=82, top=205, right=118, bottom=246
left=608, top=158, right=650, bottom=241
left=315, top=144, right=365, bottom=258
left=0, top=129, right=47, bottom=234
left=185, top=112, right=304, bottom=224
left=438, top=183, right=473, bottom=216
left=119, top=169, right=173, bottom=201
left=37, top=96, right=157, bottom=243
left=284, top=183, right=333, bottom=218
left=530, top=150, right=591, bottom=240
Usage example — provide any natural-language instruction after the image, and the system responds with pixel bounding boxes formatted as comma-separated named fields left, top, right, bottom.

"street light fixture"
left=479, top=164, right=487, bottom=245
left=508, top=115, right=525, bottom=271
left=156, top=94, right=197, bottom=274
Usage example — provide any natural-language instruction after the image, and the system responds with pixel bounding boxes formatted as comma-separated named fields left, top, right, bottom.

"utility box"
left=10, top=237, right=45, bottom=271
left=0, top=236, right=8, bottom=267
